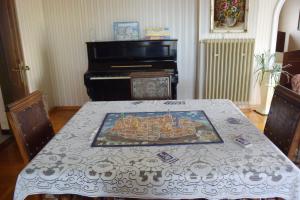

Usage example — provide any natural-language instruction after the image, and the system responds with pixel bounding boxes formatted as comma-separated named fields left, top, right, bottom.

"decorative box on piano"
left=84, top=39, right=178, bottom=101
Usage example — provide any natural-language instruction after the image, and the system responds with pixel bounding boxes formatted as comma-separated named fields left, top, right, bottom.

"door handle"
left=23, top=65, right=30, bottom=70
left=12, top=63, right=30, bottom=86
left=19, top=63, right=30, bottom=71
left=12, top=68, right=22, bottom=72
left=12, top=65, right=30, bottom=71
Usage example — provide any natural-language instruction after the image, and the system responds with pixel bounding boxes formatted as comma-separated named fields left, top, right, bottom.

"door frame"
left=270, top=0, right=286, bottom=53
left=0, top=0, right=29, bottom=105
left=0, top=0, right=29, bottom=132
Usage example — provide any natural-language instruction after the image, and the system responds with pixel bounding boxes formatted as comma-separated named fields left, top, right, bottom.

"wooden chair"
left=264, top=85, right=300, bottom=162
left=7, top=91, right=76, bottom=200
left=130, top=71, right=172, bottom=100
left=7, top=91, right=54, bottom=164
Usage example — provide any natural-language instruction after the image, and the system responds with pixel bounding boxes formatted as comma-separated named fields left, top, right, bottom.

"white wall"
left=197, top=0, right=280, bottom=105
left=16, top=0, right=280, bottom=106
left=15, top=0, right=54, bottom=108
left=16, top=0, right=198, bottom=106
left=279, top=0, right=300, bottom=51
left=199, top=0, right=279, bottom=54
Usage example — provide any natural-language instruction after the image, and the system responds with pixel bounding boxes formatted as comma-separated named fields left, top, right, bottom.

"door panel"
left=0, top=0, right=28, bottom=105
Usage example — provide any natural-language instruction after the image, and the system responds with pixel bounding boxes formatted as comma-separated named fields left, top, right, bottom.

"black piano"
left=84, top=39, right=178, bottom=101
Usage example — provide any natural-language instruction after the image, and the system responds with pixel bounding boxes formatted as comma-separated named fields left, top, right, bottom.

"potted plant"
left=254, top=51, right=292, bottom=115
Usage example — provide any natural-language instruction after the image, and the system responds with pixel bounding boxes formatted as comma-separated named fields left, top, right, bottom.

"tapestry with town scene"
left=92, top=110, right=223, bottom=147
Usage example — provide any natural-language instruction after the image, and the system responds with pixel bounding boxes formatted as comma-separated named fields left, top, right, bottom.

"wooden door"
left=0, top=0, right=29, bottom=106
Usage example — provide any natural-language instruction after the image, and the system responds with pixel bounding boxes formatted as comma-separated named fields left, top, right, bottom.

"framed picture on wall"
left=113, top=21, right=140, bottom=41
left=211, top=0, right=249, bottom=33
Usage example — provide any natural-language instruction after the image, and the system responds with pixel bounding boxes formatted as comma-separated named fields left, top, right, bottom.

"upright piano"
left=84, top=39, right=178, bottom=101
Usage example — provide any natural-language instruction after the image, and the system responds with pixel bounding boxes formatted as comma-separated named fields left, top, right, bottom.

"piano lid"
left=87, top=39, right=177, bottom=65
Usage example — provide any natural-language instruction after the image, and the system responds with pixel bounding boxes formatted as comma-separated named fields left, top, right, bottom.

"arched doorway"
left=270, top=0, right=286, bottom=53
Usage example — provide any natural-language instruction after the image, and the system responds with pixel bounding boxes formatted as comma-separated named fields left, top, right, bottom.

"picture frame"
left=113, top=21, right=140, bottom=41
left=130, top=72, right=172, bottom=100
left=211, top=0, right=249, bottom=33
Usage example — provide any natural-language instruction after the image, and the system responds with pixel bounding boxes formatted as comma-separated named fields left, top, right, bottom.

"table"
left=14, top=100, right=300, bottom=200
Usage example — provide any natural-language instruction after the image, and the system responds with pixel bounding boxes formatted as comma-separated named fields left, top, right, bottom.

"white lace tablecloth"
left=14, top=100, right=300, bottom=200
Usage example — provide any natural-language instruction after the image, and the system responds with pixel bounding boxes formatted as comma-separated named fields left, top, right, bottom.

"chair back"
left=130, top=71, right=172, bottom=100
left=7, top=91, right=54, bottom=163
left=264, top=85, right=300, bottom=161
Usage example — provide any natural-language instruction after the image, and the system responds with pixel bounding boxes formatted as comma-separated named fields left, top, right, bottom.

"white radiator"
left=204, top=39, right=255, bottom=103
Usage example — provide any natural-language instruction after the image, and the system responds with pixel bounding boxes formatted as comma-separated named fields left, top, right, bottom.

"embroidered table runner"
left=14, top=100, right=300, bottom=200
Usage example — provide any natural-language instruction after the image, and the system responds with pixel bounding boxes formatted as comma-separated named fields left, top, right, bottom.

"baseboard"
left=233, top=102, right=258, bottom=111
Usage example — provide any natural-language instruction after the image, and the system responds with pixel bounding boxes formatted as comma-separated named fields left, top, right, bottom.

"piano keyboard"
left=89, top=76, right=130, bottom=80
